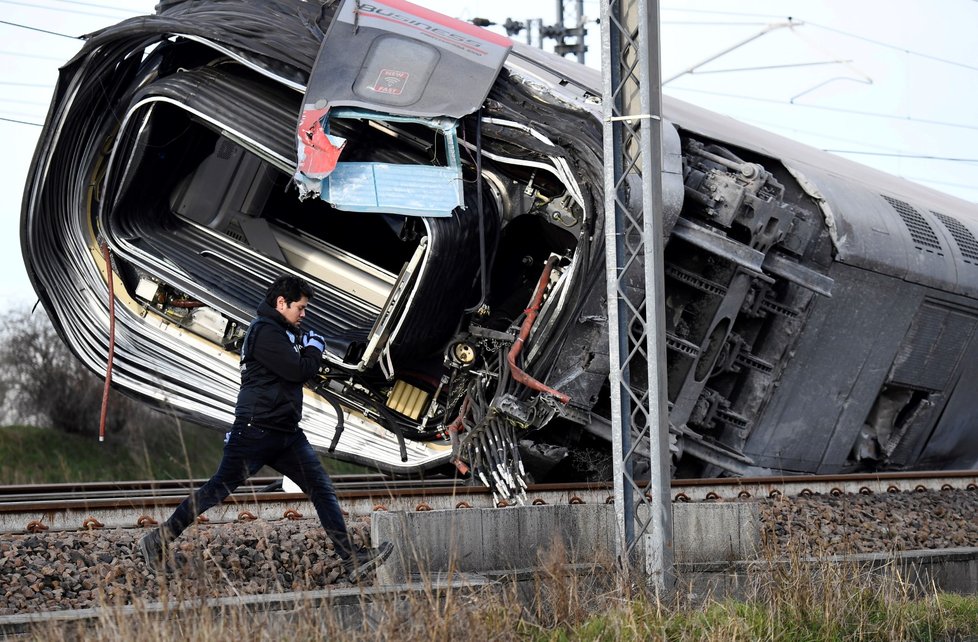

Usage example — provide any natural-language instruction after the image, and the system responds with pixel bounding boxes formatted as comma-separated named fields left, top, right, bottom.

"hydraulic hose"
left=98, top=241, right=116, bottom=443
left=506, top=256, right=570, bottom=404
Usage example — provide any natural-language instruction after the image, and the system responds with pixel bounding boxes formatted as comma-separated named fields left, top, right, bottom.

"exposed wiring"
left=463, top=111, right=488, bottom=314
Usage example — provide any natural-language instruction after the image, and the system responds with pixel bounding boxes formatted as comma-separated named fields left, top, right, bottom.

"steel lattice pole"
left=600, top=0, right=674, bottom=591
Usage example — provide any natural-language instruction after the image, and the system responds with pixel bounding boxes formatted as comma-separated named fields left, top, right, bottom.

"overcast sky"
left=3, top=0, right=977, bottom=310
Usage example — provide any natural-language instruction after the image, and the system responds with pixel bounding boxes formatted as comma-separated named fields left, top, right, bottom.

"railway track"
left=3, top=470, right=977, bottom=534
left=0, top=474, right=418, bottom=503
left=4, top=470, right=978, bottom=622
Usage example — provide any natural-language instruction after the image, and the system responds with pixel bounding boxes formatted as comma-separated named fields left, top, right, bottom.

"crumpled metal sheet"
left=307, top=0, right=512, bottom=119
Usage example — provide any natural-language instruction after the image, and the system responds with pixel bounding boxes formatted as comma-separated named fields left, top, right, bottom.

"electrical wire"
left=37, top=0, right=141, bottom=13
left=667, top=85, right=978, bottom=132
left=0, top=98, right=48, bottom=106
left=662, top=6, right=792, bottom=20
left=0, top=19, right=79, bottom=39
left=737, top=115, right=918, bottom=151
left=0, top=115, right=41, bottom=126
left=662, top=20, right=771, bottom=26
left=664, top=5, right=978, bottom=76
left=683, top=60, right=851, bottom=75
left=0, top=0, right=131, bottom=21
left=737, top=115, right=978, bottom=167
left=0, top=81, right=55, bottom=88
left=823, top=150, right=978, bottom=163
left=805, top=20, right=978, bottom=74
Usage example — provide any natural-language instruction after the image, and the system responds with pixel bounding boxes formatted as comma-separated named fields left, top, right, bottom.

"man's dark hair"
left=264, top=275, right=315, bottom=306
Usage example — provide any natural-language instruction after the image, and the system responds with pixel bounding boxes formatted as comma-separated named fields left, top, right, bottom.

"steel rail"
left=2, top=471, right=976, bottom=534
left=0, top=474, right=394, bottom=502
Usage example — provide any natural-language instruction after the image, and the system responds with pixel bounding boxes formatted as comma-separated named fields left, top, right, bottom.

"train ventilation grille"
left=932, top=211, right=978, bottom=265
left=891, top=301, right=977, bottom=392
left=224, top=221, right=246, bottom=244
left=882, top=195, right=943, bottom=256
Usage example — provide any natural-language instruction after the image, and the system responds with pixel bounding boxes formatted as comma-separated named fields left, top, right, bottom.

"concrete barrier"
left=371, top=503, right=978, bottom=598
left=679, top=548, right=978, bottom=600
left=672, top=501, right=759, bottom=562
left=371, top=501, right=760, bottom=582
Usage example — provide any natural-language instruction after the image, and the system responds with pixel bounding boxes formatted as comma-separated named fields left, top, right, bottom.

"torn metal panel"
left=321, top=163, right=461, bottom=217
left=294, top=0, right=511, bottom=196
left=315, top=110, right=463, bottom=216
left=309, top=0, right=512, bottom=118
left=295, top=106, right=348, bottom=193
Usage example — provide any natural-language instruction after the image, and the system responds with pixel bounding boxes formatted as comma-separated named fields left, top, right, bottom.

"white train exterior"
left=21, top=0, right=978, bottom=495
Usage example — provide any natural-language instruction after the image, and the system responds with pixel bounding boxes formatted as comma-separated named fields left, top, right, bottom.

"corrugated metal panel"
left=891, top=301, right=978, bottom=391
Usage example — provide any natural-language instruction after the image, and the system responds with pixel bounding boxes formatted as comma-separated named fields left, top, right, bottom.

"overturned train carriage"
left=22, top=0, right=978, bottom=498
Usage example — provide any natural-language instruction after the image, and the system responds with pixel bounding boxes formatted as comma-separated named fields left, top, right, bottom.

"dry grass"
left=16, top=523, right=978, bottom=642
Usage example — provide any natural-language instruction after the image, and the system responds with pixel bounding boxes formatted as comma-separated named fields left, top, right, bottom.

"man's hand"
left=302, top=330, right=326, bottom=354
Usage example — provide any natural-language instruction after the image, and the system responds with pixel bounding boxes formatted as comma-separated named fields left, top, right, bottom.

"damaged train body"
left=22, top=0, right=978, bottom=498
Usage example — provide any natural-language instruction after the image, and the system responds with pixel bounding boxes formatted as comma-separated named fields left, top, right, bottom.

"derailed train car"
left=22, top=0, right=978, bottom=499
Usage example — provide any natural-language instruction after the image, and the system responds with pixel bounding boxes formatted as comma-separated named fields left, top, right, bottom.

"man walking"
left=140, top=275, right=392, bottom=583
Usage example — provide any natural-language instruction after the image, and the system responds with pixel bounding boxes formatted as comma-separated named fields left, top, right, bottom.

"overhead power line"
left=662, top=6, right=791, bottom=20
left=40, top=0, right=138, bottom=13
left=0, top=0, right=127, bottom=21
left=806, top=21, right=978, bottom=74
left=667, top=86, right=978, bottom=132
left=0, top=81, right=55, bottom=88
left=662, top=8, right=978, bottom=75
left=685, top=59, right=851, bottom=75
left=738, top=116, right=923, bottom=153
left=0, top=19, right=79, bottom=39
left=904, top=175, right=978, bottom=195
left=824, top=150, right=978, bottom=163
left=662, top=20, right=771, bottom=26
left=0, top=115, right=42, bottom=127
left=472, top=0, right=590, bottom=64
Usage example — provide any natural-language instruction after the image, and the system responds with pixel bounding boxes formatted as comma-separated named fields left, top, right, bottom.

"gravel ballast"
left=758, top=488, right=978, bottom=555
left=1, top=516, right=372, bottom=615
left=3, top=488, right=978, bottom=614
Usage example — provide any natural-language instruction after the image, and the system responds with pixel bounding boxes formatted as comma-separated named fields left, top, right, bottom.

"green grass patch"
left=0, top=423, right=226, bottom=483
left=549, top=592, right=978, bottom=642
left=0, top=423, right=367, bottom=484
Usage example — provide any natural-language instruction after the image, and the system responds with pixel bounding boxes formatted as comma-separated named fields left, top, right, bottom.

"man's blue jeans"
left=164, top=424, right=354, bottom=558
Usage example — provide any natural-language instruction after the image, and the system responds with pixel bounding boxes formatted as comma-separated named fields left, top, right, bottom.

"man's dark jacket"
left=234, top=299, right=323, bottom=432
